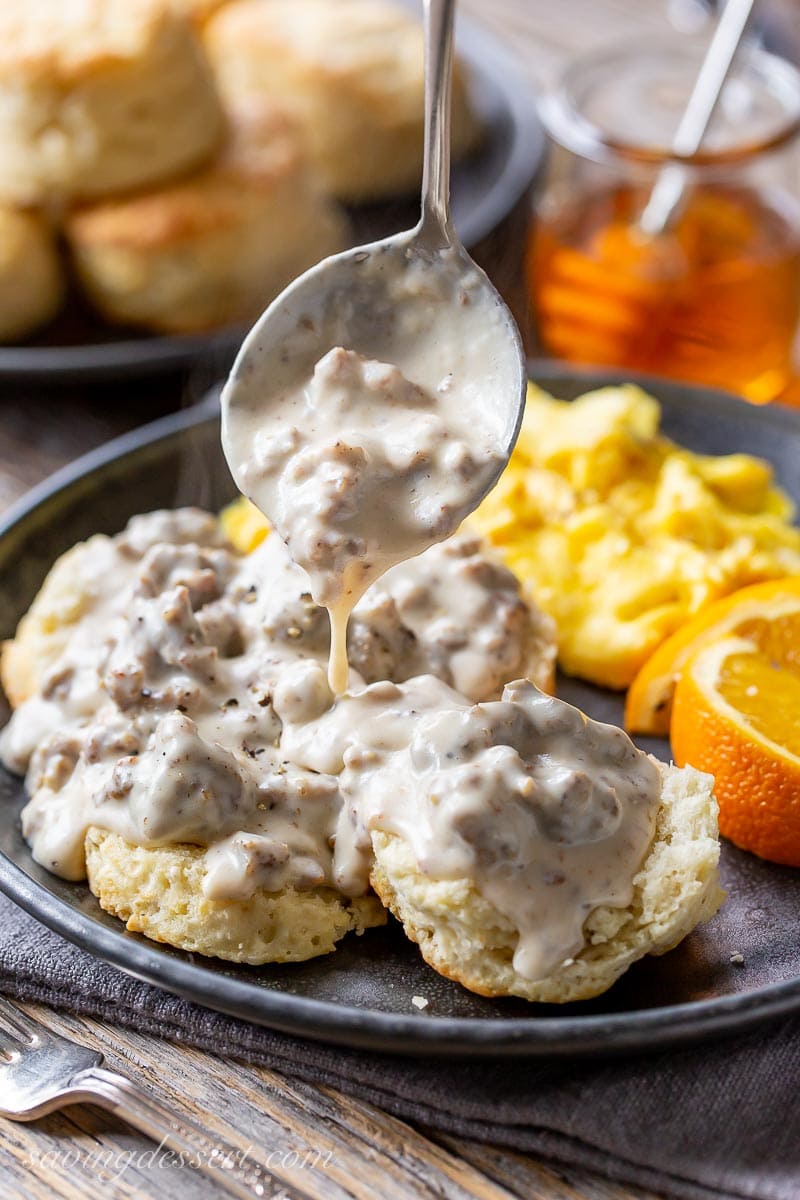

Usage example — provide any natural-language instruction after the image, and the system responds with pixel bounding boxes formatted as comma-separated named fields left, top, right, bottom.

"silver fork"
left=0, top=995, right=306, bottom=1199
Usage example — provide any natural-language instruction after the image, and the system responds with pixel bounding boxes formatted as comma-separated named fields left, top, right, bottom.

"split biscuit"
left=85, top=828, right=385, bottom=964
left=1, top=508, right=227, bottom=709
left=1, top=535, right=114, bottom=709
left=370, top=762, right=724, bottom=1003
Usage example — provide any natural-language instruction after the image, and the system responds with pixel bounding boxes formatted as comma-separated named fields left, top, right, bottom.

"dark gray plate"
left=0, top=12, right=543, bottom=385
left=2, top=365, right=800, bottom=1057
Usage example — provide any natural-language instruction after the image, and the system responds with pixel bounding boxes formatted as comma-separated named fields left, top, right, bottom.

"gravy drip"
left=222, top=250, right=512, bottom=693
left=0, top=512, right=662, bottom=981
left=283, top=677, right=660, bottom=981
left=225, top=347, right=504, bottom=691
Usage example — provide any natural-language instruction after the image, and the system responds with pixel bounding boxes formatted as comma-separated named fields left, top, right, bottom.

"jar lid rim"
left=540, top=39, right=800, bottom=166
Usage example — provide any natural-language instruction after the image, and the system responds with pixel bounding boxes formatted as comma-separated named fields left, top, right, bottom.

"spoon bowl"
left=221, top=0, right=527, bottom=694
left=222, top=226, right=526, bottom=504
left=222, top=0, right=527, bottom=514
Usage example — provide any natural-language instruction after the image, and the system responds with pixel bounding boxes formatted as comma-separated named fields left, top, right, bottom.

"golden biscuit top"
left=207, top=0, right=426, bottom=108
left=0, top=0, right=189, bottom=82
left=67, top=107, right=306, bottom=248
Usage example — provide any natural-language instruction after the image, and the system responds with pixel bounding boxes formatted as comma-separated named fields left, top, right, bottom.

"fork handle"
left=67, top=1066, right=309, bottom=1200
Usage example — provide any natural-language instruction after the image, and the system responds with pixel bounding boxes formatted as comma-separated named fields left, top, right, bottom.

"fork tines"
left=0, top=996, right=39, bottom=1048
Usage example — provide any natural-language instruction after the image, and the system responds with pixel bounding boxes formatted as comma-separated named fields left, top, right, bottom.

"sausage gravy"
left=221, top=252, right=515, bottom=693
left=0, top=509, right=662, bottom=981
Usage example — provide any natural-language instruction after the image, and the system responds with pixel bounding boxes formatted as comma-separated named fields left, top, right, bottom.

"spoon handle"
left=639, top=0, right=756, bottom=236
left=420, top=0, right=456, bottom=241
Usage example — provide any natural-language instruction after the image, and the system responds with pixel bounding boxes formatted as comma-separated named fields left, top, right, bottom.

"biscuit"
left=349, top=534, right=558, bottom=700
left=216, top=510, right=558, bottom=700
left=370, top=762, right=724, bottom=1003
left=85, top=828, right=385, bottom=964
left=0, top=207, right=63, bottom=342
left=0, top=0, right=224, bottom=204
left=1, top=536, right=110, bottom=709
left=203, top=0, right=482, bottom=201
left=1, top=508, right=227, bottom=709
left=64, top=106, right=349, bottom=334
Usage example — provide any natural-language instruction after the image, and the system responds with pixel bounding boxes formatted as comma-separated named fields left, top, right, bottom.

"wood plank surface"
left=0, top=1004, right=665, bottom=1200
left=0, top=3, right=747, bottom=1198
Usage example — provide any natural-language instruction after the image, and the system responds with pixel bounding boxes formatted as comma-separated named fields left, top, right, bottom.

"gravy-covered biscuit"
left=0, top=207, right=63, bottom=342
left=349, top=534, right=557, bottom=699
left=0, top=0, right=224, bottom=204
left=204, top=0, right=482, bottom=201
left=85, top=828, right=385, bottom=964
left=1, top=509, right=227, bottom=709
left=65, top=107, right=348, bottom=333
left=370, top=757, right=723, bottom=1004
left=1, top=509, right=720, bottom=989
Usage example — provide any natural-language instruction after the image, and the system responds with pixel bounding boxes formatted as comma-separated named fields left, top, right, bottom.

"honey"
left=529, top=182, right=800, bottom=405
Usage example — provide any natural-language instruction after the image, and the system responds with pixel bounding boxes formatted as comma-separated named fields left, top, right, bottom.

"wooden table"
left=3, top=2, right=786, bottom=1197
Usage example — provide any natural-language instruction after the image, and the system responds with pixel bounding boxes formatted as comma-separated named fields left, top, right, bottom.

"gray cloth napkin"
left=0, top=891, right=797, bottom=1200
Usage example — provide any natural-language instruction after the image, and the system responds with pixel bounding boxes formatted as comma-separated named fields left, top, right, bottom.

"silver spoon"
left=221, top=0, right=526, bottom=513
left=639, top=0, right=756, bottom=236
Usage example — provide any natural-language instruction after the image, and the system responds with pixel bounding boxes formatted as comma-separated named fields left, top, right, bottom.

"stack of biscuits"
left=0, top=0, right=481, bottom=343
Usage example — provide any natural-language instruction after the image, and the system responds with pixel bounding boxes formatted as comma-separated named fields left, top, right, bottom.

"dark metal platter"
left=0, top=11, right=544, bottom=385
left=1, top=365, right=800, bottom=1057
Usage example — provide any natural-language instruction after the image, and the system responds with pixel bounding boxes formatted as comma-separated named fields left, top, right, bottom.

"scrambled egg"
left=220, top=494, right=269, bottom=553
left=471, top=384, right=800, bottom=689
left=220, top=383, right=800, bottom=692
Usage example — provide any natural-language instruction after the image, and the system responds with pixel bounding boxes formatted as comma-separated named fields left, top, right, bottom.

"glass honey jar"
left=529, top=40, right=800, bottom=404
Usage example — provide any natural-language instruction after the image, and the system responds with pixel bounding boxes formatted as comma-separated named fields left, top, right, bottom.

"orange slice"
left=624, top=578, right=800, bottom=735
left=671, top=633, right=800, bottom=865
